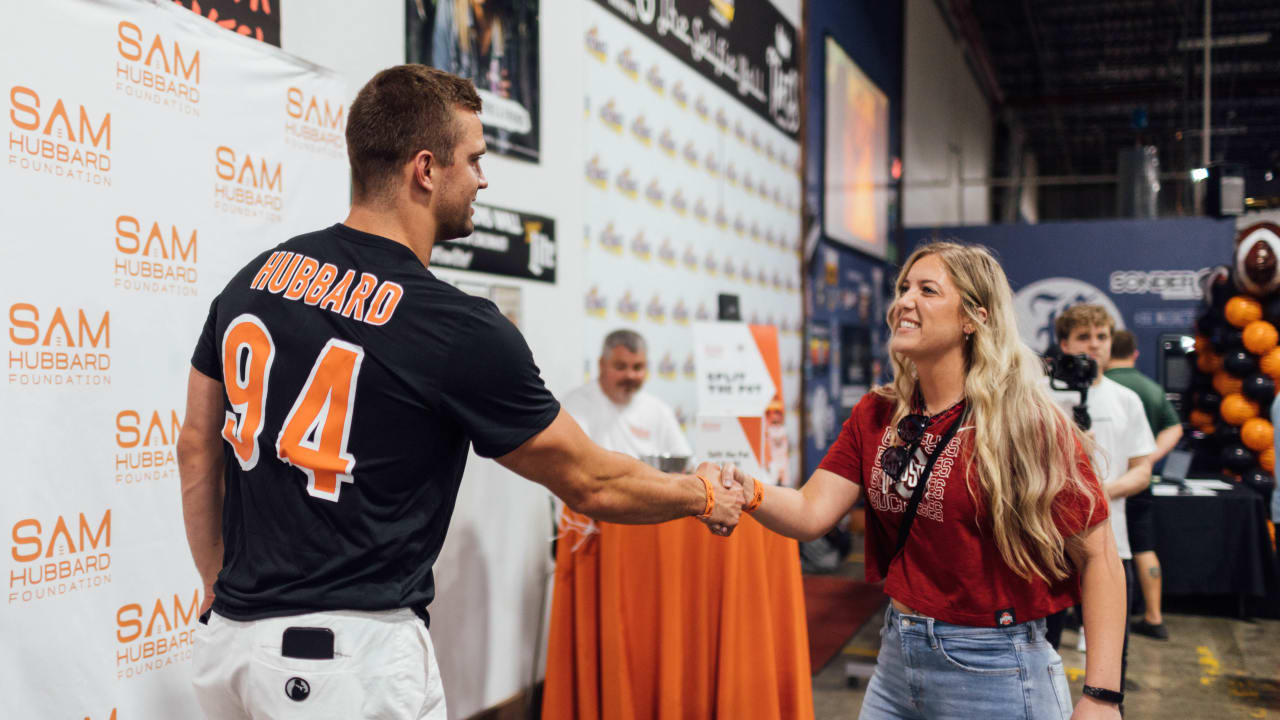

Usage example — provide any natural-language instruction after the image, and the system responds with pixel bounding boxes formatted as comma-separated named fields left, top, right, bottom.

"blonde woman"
left=723, top=243, right=1127, bottom=719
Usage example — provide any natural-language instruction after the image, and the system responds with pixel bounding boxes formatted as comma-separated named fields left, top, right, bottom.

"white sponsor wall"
left=1, top=1, right=349, bottom=717
left=580, top=2, right=804, bottom=485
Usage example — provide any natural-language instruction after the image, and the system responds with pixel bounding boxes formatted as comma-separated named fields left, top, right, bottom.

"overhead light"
left=1191, top=167, right=1209, bottom=182
left=1266, top=171, right=1274, bottom=182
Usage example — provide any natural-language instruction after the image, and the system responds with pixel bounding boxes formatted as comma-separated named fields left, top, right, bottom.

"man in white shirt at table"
left=559, top=329, right=692, bottom=536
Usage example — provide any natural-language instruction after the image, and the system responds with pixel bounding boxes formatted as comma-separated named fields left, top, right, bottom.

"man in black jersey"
left=178, top=65, right=745, bottom=720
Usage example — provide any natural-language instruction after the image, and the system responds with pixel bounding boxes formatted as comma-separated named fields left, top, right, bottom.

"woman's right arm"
left=738, top=469, right=862, bottom=542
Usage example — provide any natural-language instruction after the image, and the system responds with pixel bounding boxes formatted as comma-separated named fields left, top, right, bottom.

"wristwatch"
left=1081, top=685, right=1124, bottom=705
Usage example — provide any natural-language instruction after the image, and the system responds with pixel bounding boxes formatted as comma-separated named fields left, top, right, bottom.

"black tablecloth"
left=1151, top=484, right=1280, bottom=615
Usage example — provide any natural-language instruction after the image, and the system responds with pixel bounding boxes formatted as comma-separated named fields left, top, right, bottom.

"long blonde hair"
left=875, top=241, right=1098, bottom=583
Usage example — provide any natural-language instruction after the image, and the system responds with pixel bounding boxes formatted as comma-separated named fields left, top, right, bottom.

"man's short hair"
left=601, top=329, right=646, bottom=356
left=1055, top=304, right=1116, bottom=341
left=1110, top=329, right=1138, bottom=360
left=346, top=65, right=483, bottom=203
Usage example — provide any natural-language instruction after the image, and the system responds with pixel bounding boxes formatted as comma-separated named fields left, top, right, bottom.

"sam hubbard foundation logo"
left=115, top=20, right=200, bottom=116
left=286, top=87, right=345, bottom=156
left=214, top=146, right=283, bottom=222
left=115, top=409, right=180, bottom=486
left=8, top=303, right=111, bottom=387
left=8, top=509, right=112, bottom=605
left=8, top=85, right=112, bottom=186
left=114, top=215, right=198, bottom=296
left=116, top=588, right=203, bottom=679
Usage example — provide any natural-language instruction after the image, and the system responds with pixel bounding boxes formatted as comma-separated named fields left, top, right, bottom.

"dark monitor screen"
left=1159, top=334, right=1194, bottom=394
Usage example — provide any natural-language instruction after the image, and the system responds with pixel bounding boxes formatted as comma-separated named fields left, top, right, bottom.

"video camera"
left=1046, top=352, right=1097, bottom=430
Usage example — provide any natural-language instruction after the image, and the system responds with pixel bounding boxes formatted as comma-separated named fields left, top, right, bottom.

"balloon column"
left=1189, top=223, right=1280, bottom=502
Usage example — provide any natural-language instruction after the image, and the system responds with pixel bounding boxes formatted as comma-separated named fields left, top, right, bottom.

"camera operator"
left=1049, top=304, right=1154, bottom=699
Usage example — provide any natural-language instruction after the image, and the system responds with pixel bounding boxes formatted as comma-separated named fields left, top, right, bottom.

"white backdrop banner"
left=1, top=1, right=349, bottom=717
left=580, top=1, right=804, bottom=486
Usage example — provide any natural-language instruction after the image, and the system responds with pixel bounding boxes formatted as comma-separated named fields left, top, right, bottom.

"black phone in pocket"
left=281, top=626, right=334, bottom=659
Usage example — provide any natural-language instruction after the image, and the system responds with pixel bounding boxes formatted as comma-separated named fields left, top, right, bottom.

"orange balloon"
left=1226, top=296, right=1264, bottom=328
left=1197, top=351, right=1223, bottom=374
left=1190, top=409, right=1215, bottom=429
left=1194, top=335, right=1213, bottom=356
left=1242, top=418, right=1275, bottom=452
left=1261, top=347, right=1280, bottom=380
left=1262, top=448, right=1276, bottom=473
left=1213, top=370, right=1244, bottom=396
left=1221, top=393, right=1261, bottom=426
left=1244, top=321, right=1280, bottom=355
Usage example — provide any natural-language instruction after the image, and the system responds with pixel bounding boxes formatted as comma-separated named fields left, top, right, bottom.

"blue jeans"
left=859, top=606, right=1073, bottom=720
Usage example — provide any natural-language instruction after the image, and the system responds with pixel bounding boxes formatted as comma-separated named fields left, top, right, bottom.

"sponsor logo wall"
left=582, top=1, right=803, bottom=484
left=1, top=1, right=347, bottom=716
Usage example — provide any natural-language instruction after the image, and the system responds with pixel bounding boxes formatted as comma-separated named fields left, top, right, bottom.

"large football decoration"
left=1180, top=224, right=1279, bottom=486
left=1234, top=223, right=1280, bottom=297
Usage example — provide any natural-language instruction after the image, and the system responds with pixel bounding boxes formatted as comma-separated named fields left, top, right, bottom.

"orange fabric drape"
left=542, top=511, right=814, bottom=720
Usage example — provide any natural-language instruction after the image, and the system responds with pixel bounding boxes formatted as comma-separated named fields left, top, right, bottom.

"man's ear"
left=412, top=150, right=435, bottom=193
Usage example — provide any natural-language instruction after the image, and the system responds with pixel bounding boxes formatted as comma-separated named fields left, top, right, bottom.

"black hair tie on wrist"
left=1082, top=685, right=1124, bottom=705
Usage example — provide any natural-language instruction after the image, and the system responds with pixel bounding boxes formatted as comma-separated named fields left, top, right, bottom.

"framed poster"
left=407, top=0, right=541, bottom=162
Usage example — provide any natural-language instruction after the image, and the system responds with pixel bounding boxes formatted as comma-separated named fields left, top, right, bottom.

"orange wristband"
left=695, top=473, right=715, bottom=518
left=743, top=478, right=764, bottom=513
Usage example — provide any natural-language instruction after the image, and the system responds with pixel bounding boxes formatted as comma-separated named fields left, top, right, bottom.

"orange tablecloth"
left=542, top=512, right=814, bottom=720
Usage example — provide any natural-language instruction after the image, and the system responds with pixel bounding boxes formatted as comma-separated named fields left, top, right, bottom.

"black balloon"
left=1215, top=422, right=1242, bottom=447
left=1196, top=313, right=1218, bottom=336
left=1211, top=326, right=1245, bottom=352
left=1221, top=443, right=1256, bottom=473
left=1264, top=294, right=1280, bottom=325
left=1196, top=390, right=1224, bottom=412
left=1224, top=350, right=1260, bottom=378
left=1192, top=372, right=1214, bottom=392
left=1242, top=469, right=1276, bottom=498
left=1242, top=373, right=1277, bottom=404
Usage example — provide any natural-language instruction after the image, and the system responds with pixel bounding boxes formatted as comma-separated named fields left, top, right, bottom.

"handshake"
left=693, top=461, right=760, bottom=537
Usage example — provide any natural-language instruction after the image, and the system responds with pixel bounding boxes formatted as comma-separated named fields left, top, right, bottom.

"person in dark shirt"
left=1105, top=329, right=1183, bottom=640
left=177, top=65, right=744, bottom=720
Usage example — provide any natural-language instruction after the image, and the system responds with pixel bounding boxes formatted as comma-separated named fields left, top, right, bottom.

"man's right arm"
left=177, top=368, right=226, bottom=614
left=497, top=408, right=743, bottom=529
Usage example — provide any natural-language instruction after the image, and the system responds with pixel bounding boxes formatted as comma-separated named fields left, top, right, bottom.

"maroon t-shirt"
left=819, top=392, right=1108, bottom=627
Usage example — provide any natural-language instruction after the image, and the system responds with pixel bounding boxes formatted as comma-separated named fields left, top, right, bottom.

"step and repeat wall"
left=1, top=1, right=348, bottom=717
left=580, top=0, right=805, bottom=485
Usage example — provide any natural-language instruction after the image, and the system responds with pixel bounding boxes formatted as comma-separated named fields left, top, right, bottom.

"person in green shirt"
left=1105, top=329, right=1183, bottom=640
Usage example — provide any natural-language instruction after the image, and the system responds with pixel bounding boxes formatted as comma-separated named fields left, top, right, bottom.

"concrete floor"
left=811, top=553, right=1280, bottom=719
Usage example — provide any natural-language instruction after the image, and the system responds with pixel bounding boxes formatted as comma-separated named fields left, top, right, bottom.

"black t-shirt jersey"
left=190, top=223, right=560, bottom=620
